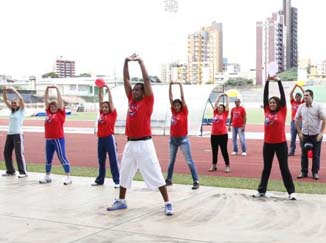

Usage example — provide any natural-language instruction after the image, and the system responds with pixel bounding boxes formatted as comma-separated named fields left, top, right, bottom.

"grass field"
left=1, top=162, right=326, bottom=194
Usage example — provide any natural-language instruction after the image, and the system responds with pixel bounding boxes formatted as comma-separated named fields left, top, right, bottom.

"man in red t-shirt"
left=228, top=98, right=247, bottom=156
left=288, top=84, right=304, bottom=156
left=107, top=54, right=173, bottom=216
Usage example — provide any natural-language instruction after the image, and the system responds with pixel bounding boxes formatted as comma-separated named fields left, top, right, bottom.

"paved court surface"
left=1, top=171, right=326, bottom=243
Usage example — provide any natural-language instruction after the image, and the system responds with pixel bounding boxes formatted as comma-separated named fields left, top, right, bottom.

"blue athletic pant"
left=45, top=138, right=70, bottom=173
left=96, top=135, right=120, bottom=184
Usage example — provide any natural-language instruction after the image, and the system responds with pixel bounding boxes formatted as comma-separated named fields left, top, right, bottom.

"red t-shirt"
left=230, top=106, right=246, bottom=128
left=170, top=106, right=188, bottom=137
left=211, top=110, right=229, bottom=135
left=290, top=99, right=304, bottom=120
left=264, top=106, right=287, bottom=143
left=45, top=108, right=65, bottom=139
left=125, top=94, right=153, bottom=138
left=97, top=109, right=117, bottom=137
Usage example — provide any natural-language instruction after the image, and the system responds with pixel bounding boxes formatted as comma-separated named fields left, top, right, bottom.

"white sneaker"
left=289, top=193, right=296, bottom=200
left=91, top=182, right=102, bottom=186
left=18, top=174, right=28, bottom=178
left=63, top=176, right=72, bottom=185
left=39, top=174, right=52, bottom=184
left=231, top=152, right=237, bottom=155
left=114, top=184, right=120, bottom=189
left=241, top=152, right=247, bottom=156
left=225, top=166, right=230, bottom=173
left=252, top=192, right=266, bottom=198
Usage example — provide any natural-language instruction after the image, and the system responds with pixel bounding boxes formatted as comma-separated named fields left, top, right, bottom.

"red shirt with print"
left=125, top=94, right=153, bottom=138
left=170, top=106, right=188, bottom=137
left=45, top=108, right=65, bottom=139
left=290, top=99, right=304, bottom=120
left=211, top=110, right=229, bottom=135
left=97, top=109, right=117, bottom=137
left=264, top=106, right=287, bottom=143
left=230, top=106, right=246, bottom=128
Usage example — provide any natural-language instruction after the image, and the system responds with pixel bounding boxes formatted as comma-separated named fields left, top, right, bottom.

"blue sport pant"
left=96, top=135, right=120, bottom=185
left=45, top=138, right=70, bottom=173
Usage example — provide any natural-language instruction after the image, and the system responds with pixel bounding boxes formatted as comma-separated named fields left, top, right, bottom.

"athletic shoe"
left=225, top=166, right=230, bottom=173
left=297, top=172, right=308, bottom=179
left=241, top=152, right=247, bottom=156
left=289, top=193, right=297, bottom=200
left=18, top=174, right=28, bottom=178
left=114, top=184, right=120, bottom=189
left=252, top=192, right=266, bottom=198
left=2, top=172, right=16, bottom=176
left=231, top=151, right=237, bottom=155
left=165, top=202, right=174, bottom=216
left=91, top=182, right=103, bottom=186
left=165, top=179, right=173, bottom=186
left=63, top=176, right=72, bottom=185
left=39, top=175, right=52, bottom=184
left=192, top=181, right=200, bottom=190
left=313, top=173, right=319, bottom=180
left=107, top=199, right=127, bottom=211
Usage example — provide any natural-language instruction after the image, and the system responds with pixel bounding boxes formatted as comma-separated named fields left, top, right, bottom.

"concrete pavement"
left=1, top=170, right=326, bottom=243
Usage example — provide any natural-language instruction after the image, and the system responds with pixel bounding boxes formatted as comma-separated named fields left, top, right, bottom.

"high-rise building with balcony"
left=256, top=0, right=298, bottom=85
left=187, top=21, right=223, bottom=84
left=56, top=58, right=75, bottom=78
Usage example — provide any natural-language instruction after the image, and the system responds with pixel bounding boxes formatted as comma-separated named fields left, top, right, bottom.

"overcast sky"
left=0, top=0, right=325, bottom=79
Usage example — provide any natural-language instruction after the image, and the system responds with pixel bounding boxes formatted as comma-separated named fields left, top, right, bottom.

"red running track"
left=0, top=119, right=325, bottom=183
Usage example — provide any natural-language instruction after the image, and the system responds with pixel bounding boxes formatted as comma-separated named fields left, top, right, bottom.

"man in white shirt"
left=295, top=89, right=326, bottom=180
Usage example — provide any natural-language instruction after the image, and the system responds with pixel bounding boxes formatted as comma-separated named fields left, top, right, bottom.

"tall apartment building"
left=283, top=0, right=298, bottom=69
left=56, top=58, right=75, bottom=78
left=187, top=21, right=223, bottom=84
left=256, top=0, right=297, bottom=85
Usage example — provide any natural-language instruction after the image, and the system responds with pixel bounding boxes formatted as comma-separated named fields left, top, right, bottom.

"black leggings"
left=258, top=142, right=295, bottom=194
left=210, top=134, right=229, bottom=166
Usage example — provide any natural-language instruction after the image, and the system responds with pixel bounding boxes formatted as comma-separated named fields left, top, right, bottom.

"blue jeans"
left=289, top=120, right=301, bottom=154
left=232, top=127, right=247, bottom=153
left=300, top=134, right=322, bottom=174
left=167, top=136, right=199, bottom=182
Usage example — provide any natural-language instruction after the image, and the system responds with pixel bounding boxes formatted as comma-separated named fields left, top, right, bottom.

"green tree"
left=42, top=72, right=59, bottom=78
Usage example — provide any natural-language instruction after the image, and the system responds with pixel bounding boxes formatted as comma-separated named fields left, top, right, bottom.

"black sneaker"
left=192, top=181, right=199, bottom=190
left=165, top=179, right=172, bottom=186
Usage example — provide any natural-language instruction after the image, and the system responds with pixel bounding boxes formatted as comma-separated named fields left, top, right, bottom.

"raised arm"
left=289, top=84, right=297, bottom=101
left=178, top=82, right=186, bottom=107
left=123, top=56, right=133, bottom=97
left=214, top=94, right=224, bottom=110
left=224, top=94, right=229, bottom=111
left=2, top=86, right=11, bottom=109
left=44, top=86, right=50, bottom=109
left=263, top=77, right=270, bottom=107
left=277, top=79, right=286, bottom=107
left=55, top=86, right=64, bottom=109
left=11, top=87, right=25, bottom=109
left=98, top=87, right=104, bottom=111
left=136, top=56, right=152, bottom=96
left=168, top=82, right=173, bottom=105
left=106, top=85, right=115, bottom=112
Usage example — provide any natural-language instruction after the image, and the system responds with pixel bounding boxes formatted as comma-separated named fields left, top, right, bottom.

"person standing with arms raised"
left=288, top=83, right=304, bottom=156
left=91, top=84, right=120, bottom=187
left=208, top=93, right=231, bottom=173
left=39, top=86, right=72, bottom=185
left=228, top=98, right=247, bottom=156
left=106, top=54, right=173, bottom=216
left=253, top=75, right=296, bottom=200
left=2, top=86, right=28, bottom=177
left=165, top=81, right=200, bottom=190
